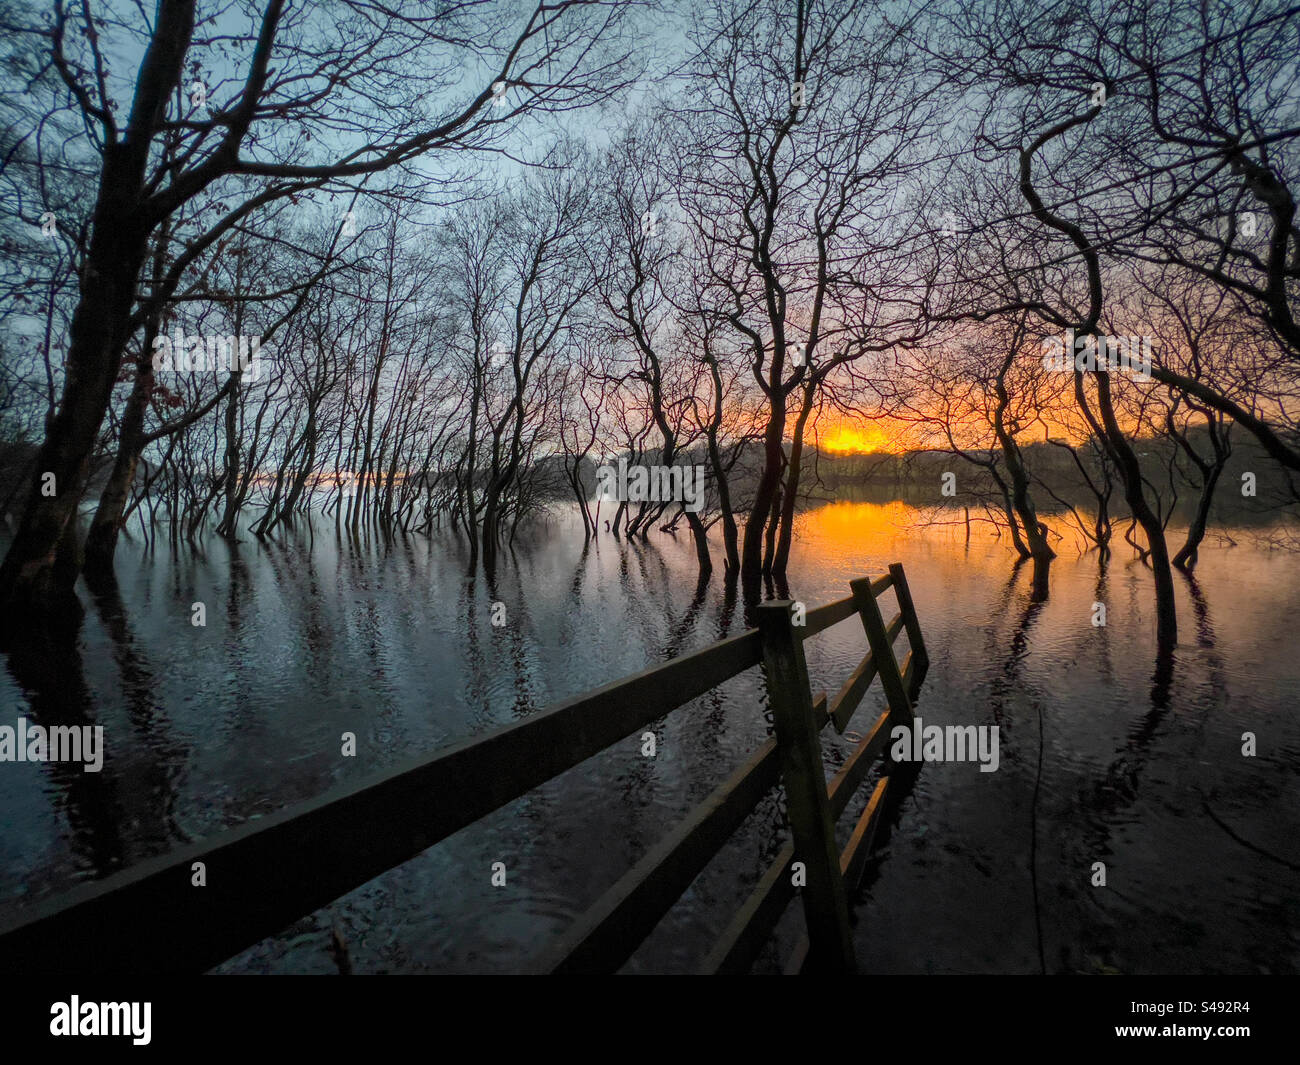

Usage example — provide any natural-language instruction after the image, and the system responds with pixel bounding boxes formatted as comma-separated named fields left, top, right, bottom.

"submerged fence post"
left=757, top=601, right=856, bottom=973
left=888, top=562, right=929, bottom=698
left=851, top=576, right=914, bottom=725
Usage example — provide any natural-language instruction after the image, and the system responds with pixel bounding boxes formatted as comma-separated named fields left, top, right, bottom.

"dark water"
left=1, top=503, right=1297, bottom=973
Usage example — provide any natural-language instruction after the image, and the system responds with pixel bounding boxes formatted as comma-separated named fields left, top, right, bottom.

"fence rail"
left=0, top=562, right=929, bottom=975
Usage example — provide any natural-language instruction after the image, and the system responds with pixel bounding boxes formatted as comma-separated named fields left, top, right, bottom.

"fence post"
left=888, top=562, right=929, bottom=698
left=757, top=601, right=856, bottom=973
left=851, top=576, right=914, bottom=725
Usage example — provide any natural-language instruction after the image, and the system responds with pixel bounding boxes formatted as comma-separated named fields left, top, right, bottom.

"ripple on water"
left=2, top=504, right=1298, bottom=973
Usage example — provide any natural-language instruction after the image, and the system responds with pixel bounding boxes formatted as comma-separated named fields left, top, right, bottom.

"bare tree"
left=0, top=0, right=637, bottom=627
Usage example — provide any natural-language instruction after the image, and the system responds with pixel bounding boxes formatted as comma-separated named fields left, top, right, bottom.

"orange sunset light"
left=815, top=419, right=906, bottom=455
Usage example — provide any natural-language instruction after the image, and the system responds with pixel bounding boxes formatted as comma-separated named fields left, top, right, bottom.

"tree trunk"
left=743, top=403, right=786, bottom=577
left=84, top=356, right=152, bottom=574
left=772, top=383, right=816, bottom=575
left=0, top=229, right=151, bottom=621
left=1092, top=370, right=1177, bottom=648
left=1173, top=463, right=1223, bottom=571
left=993, top=347, right=1055, bottom=600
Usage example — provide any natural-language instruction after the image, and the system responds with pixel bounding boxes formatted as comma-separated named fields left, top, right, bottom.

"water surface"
left=1, top=502, right=1296, bottom=973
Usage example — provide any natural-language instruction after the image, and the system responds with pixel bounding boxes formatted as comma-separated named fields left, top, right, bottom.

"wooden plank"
left=899, top=651, right=916, bottom=702
left=542, top=739, right=781, bottom=974
left=801, top=594, right=856, bottom=639
left=841, top=777, right=890, bottom=893
left=700, top=843, right=796, bottom=975
left=885, top=611, right=904, bottom=643
left=828, top=614, right=901, bottom=734
left=888, top=562, right=929, bottom=675
left=852, top=577, right=914, bottom=727
left=828, top=656, right=874, bottom=735
left=0, top=626, right=765, bottom=975
left=786, top=775, right=892, bottom=976
left=757, top=602, right=856, bottom=973
left=704, top=681, right=876, bottom=975
left=711, top=708, right=897, bottom=975
left=828, top=651, right=879, bottom=734
left=827, top=710, right=893, bottom=821
left=766, top=573, right=927, bottom=975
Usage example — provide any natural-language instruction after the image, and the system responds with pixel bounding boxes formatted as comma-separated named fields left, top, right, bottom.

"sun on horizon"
left=815, top=419, right=906, bottom=455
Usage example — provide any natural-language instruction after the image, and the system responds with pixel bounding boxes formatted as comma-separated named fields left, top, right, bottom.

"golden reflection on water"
left=779, top=499, right=1299, bottom=670
left=2, top=499, right=1297, bottom=975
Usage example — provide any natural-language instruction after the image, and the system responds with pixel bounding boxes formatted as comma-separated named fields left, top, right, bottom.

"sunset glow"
left=815, top=419, right=907, bottom=455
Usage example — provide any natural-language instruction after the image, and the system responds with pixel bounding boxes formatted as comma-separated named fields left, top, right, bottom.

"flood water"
left=1, top=502, right=1297, bottom=974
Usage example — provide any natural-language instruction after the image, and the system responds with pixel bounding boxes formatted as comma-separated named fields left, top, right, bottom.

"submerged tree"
left=0, top=0, right=637, bottom=628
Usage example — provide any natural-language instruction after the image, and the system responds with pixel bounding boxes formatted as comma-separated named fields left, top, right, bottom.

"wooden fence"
left=0, top=563, right=928, bottom=975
